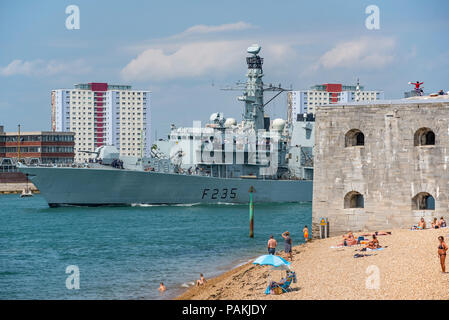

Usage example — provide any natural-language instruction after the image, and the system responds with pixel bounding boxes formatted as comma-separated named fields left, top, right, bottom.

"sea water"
left=0, top=194, right=311, bottom=299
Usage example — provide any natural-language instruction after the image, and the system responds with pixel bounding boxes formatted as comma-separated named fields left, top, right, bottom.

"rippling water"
left=0, top=194, right=311, bottom=299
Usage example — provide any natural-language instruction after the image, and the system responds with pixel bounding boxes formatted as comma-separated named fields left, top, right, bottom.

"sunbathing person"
left=361, top=231, right=391, bottom=237
left=418, top=218, right=426, bottom=229
left=365, top=235, right=381, bottom=249
left=196, top=273, right=207, bottom=286
left=440, top=217, right=447, bottom=228
left=339, top=232, right=357, bottom=246
left=432, top=218, right=440, bottom=229
left=269, top=271, right=296, bottom=287
left=271, top=276, right=288, bottom=286
left=374, top=231, right=391, bottom=236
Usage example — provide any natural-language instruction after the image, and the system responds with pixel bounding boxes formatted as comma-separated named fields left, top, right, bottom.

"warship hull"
left=19, top=166, right=312, bottom=207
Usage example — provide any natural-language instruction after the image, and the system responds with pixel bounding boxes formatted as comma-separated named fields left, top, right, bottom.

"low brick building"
left=312, top=97, right=449, bottom=235
left=0, top=127, right=75, bottom=172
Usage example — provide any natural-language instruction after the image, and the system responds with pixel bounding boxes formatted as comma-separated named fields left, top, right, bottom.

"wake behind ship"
left=18, top=44, right=313, bottom=207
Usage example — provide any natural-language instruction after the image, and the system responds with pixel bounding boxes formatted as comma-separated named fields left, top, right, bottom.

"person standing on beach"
left=267, top=235, right=277, bottom=255
left=438, top=236, right=448, bottom=273
left=281, top=231, right=293, bottom=261
left=303, top=225, right=309, bottom=242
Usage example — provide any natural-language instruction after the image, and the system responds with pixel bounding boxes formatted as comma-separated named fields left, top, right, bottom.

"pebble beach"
left=177, top=228, right=449, bottom=300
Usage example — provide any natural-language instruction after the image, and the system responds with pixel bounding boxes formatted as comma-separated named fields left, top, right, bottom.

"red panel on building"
left=330, top=93, right=338, bottom=103
left=324, top=83, right=342, bottom=93
left=90, top=83, right=108, bottom=91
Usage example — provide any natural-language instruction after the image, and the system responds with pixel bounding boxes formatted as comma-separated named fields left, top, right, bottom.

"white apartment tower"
left=287, top=83, right=384, bottom=123
left=51, top=82, right=151, bottom=163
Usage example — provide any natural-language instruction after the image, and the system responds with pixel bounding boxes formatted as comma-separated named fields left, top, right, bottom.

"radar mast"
left=238, top=44, right=265, bottom=131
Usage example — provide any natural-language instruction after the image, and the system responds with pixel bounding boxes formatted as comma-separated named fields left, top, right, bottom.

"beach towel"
left=366, top=247, right=384, bottom=251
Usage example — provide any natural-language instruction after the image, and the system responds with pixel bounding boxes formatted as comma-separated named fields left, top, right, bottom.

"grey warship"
left=18, top=44, right=313, bottom=207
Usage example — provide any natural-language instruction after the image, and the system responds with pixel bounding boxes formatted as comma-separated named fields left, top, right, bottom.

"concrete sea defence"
left=0, top=172, right=38, bottom=194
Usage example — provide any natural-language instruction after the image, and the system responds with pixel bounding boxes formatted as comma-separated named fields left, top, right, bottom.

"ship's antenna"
left=355, top=77, right=361, bottom=102
left=262, top=86, right=288, bottom=108
left=17, top=124, right=21, bottom=163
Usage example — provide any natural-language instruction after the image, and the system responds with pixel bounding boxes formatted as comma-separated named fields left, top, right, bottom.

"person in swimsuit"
left=303, top=225, right=309, bottom=242
left=267, top=235, right=277, bottom=255
left=365, top=234, right=380, bottom=249
left=281, top=231, right=293, bottom=261
left=438, top=236, right=448, bottom=273
left=418, top=217, right=426, bottom=229
left=158, top=282, right=166, bottom=292
left=361, top=231, right=391, bottom=237
left=340, top=232, right=357, bottom=246
left=439, top=217, right=447, bottom=228
left=196, top=273, right=207, bottom=286
left=432, top=217, right=440, bottom=229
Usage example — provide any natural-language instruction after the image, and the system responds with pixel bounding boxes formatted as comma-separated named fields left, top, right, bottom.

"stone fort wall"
left=312, top=100, right=449, bottom=236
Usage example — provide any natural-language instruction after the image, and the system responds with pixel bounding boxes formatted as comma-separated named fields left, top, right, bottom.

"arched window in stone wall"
left=345, top=129, right=365, bottom=147
left=344, top=191, right=364, bottom=208
left=414, top=128, right=435, bottom=146
left=412, top=192, right=435, bottom=210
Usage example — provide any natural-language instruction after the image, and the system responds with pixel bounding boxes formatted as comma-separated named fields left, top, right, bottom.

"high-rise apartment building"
left=51, top=83, right=151, bottom=163
left=287, top=83, right=384, bottom=123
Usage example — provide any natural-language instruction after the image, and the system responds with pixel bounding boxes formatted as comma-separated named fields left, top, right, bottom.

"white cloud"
left=316, top=37, right=396, bottom=70
left=121, top=40, right=246, bottom=81
left=0, top=60, right=39, bottom=76
left=179, top=21, right=254, bottom=36
left=123, top=21, right=256, bottom=55
left=0, top=59, right=91, bottom=77
left=121, top=39, right=296, bottom=82
left=121, top=20, right=297, bottom=82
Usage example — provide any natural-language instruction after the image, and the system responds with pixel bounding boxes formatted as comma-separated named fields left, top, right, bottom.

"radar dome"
left=209, top=113, right=219, bottom=122
left=224, top=118, right=237, bottom=128
left=271, top=118, right=286, bottom=132
left=247, top=44, right=261, bottom=55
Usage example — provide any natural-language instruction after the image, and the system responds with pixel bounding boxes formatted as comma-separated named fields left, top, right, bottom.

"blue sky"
left=1, top=0, right=448, bottom=138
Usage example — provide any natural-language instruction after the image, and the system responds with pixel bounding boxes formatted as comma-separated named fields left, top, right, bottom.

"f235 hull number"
left=202, top=188, right=237, bottom=200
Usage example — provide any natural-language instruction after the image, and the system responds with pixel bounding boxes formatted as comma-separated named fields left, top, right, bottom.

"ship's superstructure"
left=166, top=44, right=294, bottom=179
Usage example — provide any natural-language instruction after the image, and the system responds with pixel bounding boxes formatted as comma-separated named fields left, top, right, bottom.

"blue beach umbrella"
left=253, top=255, right=291, bottom=292
left=253, top=255, right=291, bottom=268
